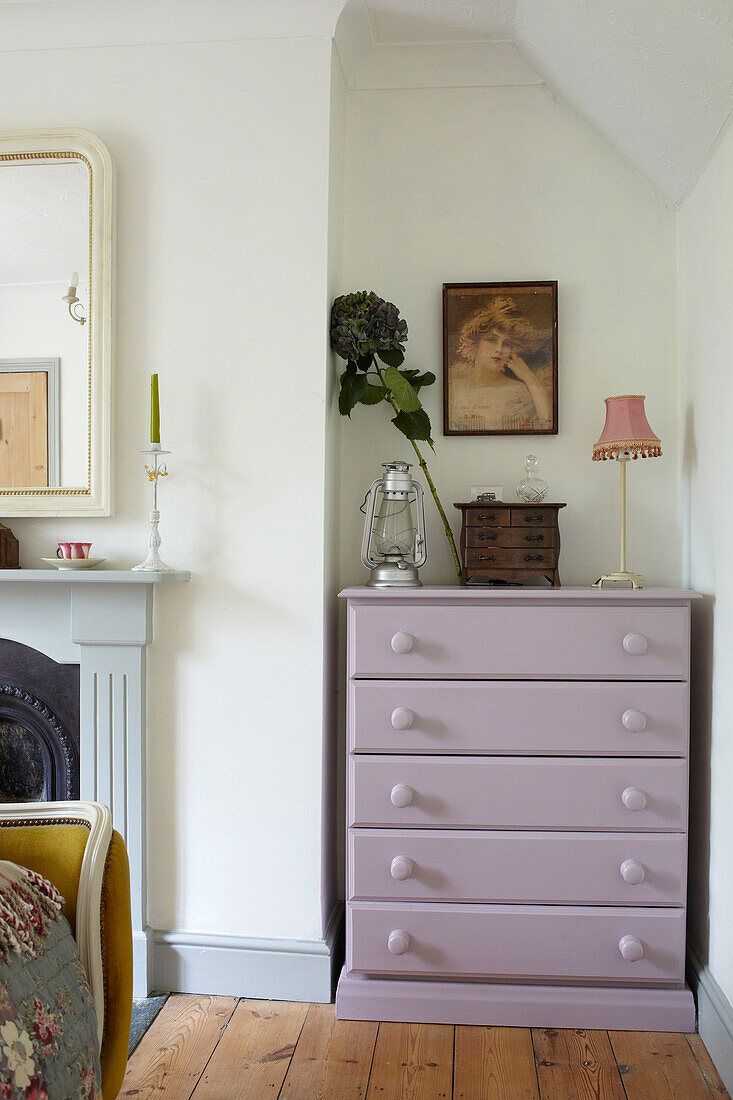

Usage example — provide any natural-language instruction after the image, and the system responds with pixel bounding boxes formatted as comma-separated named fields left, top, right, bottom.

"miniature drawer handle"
left=391, top=707, right=414, bottom=730
left=619, top=934, right=644, bottom=962
left=477, top=554, right=496, bottom=562
left=390, top=631, right=414, bottom=654
left=524, top=514, right=545, bottom=522
left=623, top=632, right=648, bottom=655
left=622, top=709, right=648, bottom=732
left=620, top=859, right=645, bottom=884
left=477, top=532, right=497, bottom=541
left=524, top=554, right=544, bottom=562
left=390, top=784, right=414, bottom=808
left=388, top=929, right=411, bottom=955
left=477, top=513, right=496, bottom=522
left=622, top=786, right=647, bottom=812
left=390, top=856, right=414, bottom=881
left=525, top=534, right=545, bottom=542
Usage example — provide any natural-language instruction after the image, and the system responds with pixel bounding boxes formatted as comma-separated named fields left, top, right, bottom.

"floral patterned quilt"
left=0, top=867, right=100, bottom=1100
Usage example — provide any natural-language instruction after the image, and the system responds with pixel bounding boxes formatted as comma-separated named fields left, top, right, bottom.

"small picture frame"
left=470, top=484, right=504, bottom=502
left=443, top=281, right=558, bottom=436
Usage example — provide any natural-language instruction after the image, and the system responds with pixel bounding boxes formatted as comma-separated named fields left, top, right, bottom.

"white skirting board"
left=152, top=906, right=343, bottom=1004
left=688, top=944, right=733, bottom=1095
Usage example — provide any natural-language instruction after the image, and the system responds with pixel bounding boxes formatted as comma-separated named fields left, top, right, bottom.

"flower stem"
left=376, top=365, right=462, bottom=583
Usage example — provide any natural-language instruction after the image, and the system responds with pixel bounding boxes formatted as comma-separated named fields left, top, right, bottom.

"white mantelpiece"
left=0, top=568, right=190, bottom=995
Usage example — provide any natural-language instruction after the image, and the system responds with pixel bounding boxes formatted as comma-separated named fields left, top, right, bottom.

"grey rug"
left=129, top=993, right=169, bottom=1055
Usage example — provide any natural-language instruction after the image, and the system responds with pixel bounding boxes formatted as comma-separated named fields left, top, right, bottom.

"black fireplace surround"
left=0, top=640, right=80, bottom=802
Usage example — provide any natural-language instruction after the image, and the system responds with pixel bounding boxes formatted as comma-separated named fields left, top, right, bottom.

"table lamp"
left=592, top=394, right=661, bottom=589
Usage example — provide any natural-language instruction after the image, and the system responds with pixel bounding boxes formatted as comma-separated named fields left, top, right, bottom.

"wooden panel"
left=462, top=505, right=511, bottom=527
left=465, top=547, right=557, bottom=569
left=466, top=526, right=557, bottom=548
left=349, top=756, right=687, bottom=831
left=120, top=994, right=237, bottom=1099
left=511, top=508, right=558, bottom=527
left=686, top=1033, right=731, bottom=1096
left=454, top=1025, right=540, bottom=1099
left=532, top=1027, right=626, bottom=1099
left=349, top=829, right=687, bottom=905
left=191, top=999, right=307, bottom=1098
left=347, top=903, right=686, bottom=984
left=609, top=1030, right=718, bottom=1099
left=0, top=371, right=48, bottom=487
left=349, top=680, right=690, bottom=756
left=350, top=604, right=689, bottom=680
left=279, top=1002, right=378, bottom=1099
left=366, top=1021, right=453, bottom=1099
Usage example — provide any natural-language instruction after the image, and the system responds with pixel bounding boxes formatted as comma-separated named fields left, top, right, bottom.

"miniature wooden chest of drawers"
left=336, top=586, right=699, bottom=1031
left=454, top=501, right=566, bottom=586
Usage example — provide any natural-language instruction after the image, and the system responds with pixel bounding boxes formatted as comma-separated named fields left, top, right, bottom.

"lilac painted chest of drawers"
left=336, top=586, right=699, bottom=1031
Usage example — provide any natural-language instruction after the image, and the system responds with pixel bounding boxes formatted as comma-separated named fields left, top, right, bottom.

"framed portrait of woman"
left=443, top=281, right=558, bottom=435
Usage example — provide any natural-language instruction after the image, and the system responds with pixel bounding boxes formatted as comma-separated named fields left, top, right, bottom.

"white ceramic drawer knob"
left=391, top=707, right=414, bottom=730
left=622, top=709, right=648, bottom=732
left=623, top=632, right=648, bottom=655
left=390, top=784, right=414, bottom=808
left=619, top=935, right=644, bottom=962
left=622, top=786, right=647, bottom=812
left=388, top=929, right=411, bottom=955
left=620, top=859, right=646, bottom=884
left=390, top=631, right=414, bottom=654
left=390, top=856, right=414, bottom=881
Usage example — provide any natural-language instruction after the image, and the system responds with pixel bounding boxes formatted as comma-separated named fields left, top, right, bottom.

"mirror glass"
left=0, top=158, right=90, bottom=489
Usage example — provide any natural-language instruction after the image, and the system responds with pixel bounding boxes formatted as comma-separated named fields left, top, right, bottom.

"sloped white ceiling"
left=347, top=0, right=733, bottom=202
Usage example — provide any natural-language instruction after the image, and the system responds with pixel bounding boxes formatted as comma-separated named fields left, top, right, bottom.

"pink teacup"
left=57, top=542, right=92, bottom=560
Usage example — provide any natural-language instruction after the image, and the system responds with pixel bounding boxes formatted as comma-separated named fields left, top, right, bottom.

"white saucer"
left=41, top=557, right=107, bottom=570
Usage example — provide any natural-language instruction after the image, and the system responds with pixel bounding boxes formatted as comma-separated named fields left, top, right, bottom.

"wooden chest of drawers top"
left=454, top=501, right=566, bottom=587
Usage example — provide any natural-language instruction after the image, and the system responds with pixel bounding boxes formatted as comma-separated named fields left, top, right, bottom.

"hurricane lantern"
left=361, top=461, right=427, bottom=588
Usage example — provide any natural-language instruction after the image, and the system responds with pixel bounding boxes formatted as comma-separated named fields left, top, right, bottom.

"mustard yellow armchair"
left=0, top=801, right=133, bottom=1100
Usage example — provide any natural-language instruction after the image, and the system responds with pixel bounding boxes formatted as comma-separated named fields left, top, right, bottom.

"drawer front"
left=349, top=681, right=689, bottom=755
left=350, top=604, right=689, bottom=680
left=464, top=507, right=511, bottom=527
left=348, top=829, right=687, bottom=905
left=466, top=527, right=558, bottom=549
left=347, top=902, right=685, bottom=984
left=465, top=547, right=557, bottom=570
left=349, top=756, right=687, bottom=831
left=511, top=508, right=556, bottom=527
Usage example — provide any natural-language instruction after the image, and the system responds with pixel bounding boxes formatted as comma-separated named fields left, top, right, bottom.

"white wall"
left=0, top=35, right=336, bottom=946
left=338, top=82, right=680, bottom=588
left=678, top=120, right=733, bottom=1022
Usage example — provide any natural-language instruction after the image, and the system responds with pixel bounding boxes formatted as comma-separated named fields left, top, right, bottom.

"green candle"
left=150, top=374, right=160, bottom=444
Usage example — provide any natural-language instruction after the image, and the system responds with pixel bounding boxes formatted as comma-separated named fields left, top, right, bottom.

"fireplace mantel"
left=0, top=567, right=190, bottom=994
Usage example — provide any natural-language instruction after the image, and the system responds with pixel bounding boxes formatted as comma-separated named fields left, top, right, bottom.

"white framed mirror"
left=0, top=129, right=113, bottom=515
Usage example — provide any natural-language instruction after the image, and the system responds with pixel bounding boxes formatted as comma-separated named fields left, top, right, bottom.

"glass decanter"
left=516, top=454, right=548, bottom=503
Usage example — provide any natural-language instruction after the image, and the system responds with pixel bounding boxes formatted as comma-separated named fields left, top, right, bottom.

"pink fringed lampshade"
left=592, top=395, right=661, bottom=462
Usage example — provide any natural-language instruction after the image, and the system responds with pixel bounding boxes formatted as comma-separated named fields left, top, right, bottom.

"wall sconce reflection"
left=62, top=271, right=86, bottom=325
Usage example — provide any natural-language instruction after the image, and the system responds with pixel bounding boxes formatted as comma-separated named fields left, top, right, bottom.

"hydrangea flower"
left=330, top=291, right=408, bottom=364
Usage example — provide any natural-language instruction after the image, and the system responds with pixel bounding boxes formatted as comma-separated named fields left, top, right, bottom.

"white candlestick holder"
left=133, top=442, right=175, bottom=572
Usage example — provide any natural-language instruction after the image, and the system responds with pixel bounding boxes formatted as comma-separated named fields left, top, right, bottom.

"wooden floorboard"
left=120, top=994, right=238, bottom=1100
left=609, top=1030, right=718, bottom=1099
left=532, top=1027, right=627, bottom=1100
left=122, top=996, right=728, bottom=1100
left=686, top=1033, right=732, bottom=1097
left=454, top=1025, right=540, bottom=1100
left=190, top=999, right=308, bottom=1099
left=365, top=1021, right=454, bottom=1099
left=278, top=1002, right=378, bottom=1099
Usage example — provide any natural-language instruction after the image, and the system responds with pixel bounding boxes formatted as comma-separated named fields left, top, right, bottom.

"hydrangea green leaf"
left=385, top=366, right=421, bottom=412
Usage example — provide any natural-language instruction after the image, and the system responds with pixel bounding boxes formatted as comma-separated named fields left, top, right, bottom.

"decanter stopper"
left=517, top=454, right=548, bottom=503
